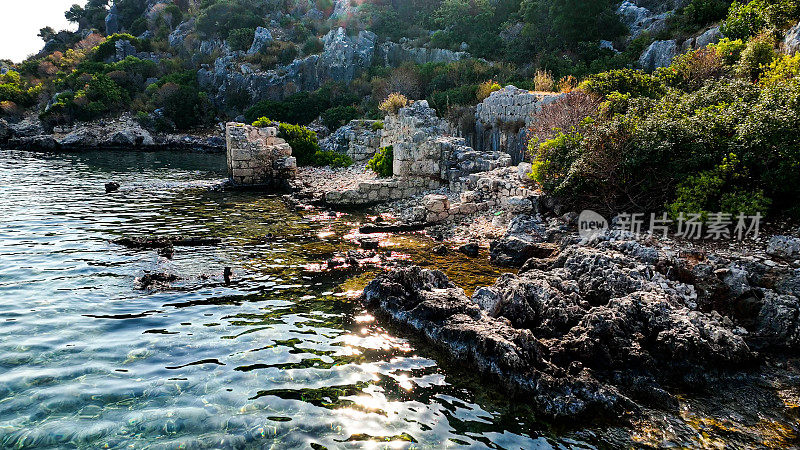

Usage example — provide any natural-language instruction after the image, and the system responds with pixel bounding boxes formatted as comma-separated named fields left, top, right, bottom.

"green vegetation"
left=529, top=27, right=800, bottom=218
left=367, top=146, right=394, bottom=177
left=252, top=117, right=352, bottom=167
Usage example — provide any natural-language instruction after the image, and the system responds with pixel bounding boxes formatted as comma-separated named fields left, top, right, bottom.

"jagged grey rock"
left=767, top=235, right=800, bottom=259
left=639, top=40, right=678, bottom=71
left=247, top=27, right=273, bottom=55
left=785, top=20, right=800, bottom=55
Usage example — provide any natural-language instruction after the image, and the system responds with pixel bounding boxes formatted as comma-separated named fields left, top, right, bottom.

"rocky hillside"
left=0, top=0, right=744, bottom=131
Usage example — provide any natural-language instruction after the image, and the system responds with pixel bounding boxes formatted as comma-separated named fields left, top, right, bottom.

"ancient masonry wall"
left=324, top=101, right=512, bottom=206
left=226, top=123, right=296, bottom=187
left=474, top=86, right=563, bottom=164
left=408, top=165, right=541, bottom=224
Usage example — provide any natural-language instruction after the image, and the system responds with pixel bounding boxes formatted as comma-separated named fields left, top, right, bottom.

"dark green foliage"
left=302, top=36, right=324, bottom=55
left=91, top=34, right=152, bottom=62
left=735, top=34, right=777, bottom=80
left=245, top=84, right=360, bottom=125
left=116, top=0, right=148, bottom=31
left=322, top=105, right=358, bottom=130
left=580, top=69, right=667, bottom=99
left=196, top=1, right=262, bottom=39
left=149, top=70, right=213, bottom=129
left=427, top=85, right=479, bottom=112
left=228, top=28, right=256, bottom=52
left=722, top=0, right=800, bottom=39
left=310, top=150, right=354, bottom=168
left=367, top=146, right=393, bottom=177
left=65, top=0, right=108, bottom=30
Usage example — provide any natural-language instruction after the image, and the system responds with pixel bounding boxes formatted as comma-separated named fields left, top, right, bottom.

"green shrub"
left=196, top=1, right=262, bottom=39
left=476, top=80, right=502, bottom=101
left=712, top=38, right=747, bottom=65
left=310, top=150, right=353, bottom=168
left=579, top=69, right=666, bottom=99
left=371, top=121, right=384, bottom=131
left=736, top=34, right=777, bottom=80
left=760, top=53, right=800, bottom=86
left=367, top=145, right=393, bottom=177
left=666, top=154, right=772, bottom=218
left=322, top=105, right=359, bottom=130
left=427, top=85, right=479, bottom=112
left=246, top=91, right=321, bottom=125
left=228, top=28, right=255, bottom=52
left=302, top=36, right=324, bottom=55
left=722, top=0, right=800, bottom=40
left=655, top=47, right=725, bottom=91
left=528, top=130, right=584, bottom=193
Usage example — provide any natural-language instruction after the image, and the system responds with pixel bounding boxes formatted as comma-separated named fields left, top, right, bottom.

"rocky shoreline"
left=0, top=114, right=225, bottom=153
left=359, top=205, right=800, bottom=425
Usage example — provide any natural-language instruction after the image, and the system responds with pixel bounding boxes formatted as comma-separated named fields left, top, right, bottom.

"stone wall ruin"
left=226, top=123, right=296, bottom=187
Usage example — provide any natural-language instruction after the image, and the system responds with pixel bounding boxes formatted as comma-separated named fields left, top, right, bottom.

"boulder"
left=458, top=243, right=480, bottom=257
left=247, top=27, right=273, bottom=55
left=639, top=40, right=678, bottom=72
left=489, top=236, right=544, bottom=267
left=767, top=235, right=800, bottom=259
left=422, top=194, right=450, bottom=213
left=785, top=20, right=800, bottom=55
left=105, top=3, right=119, bottom=35
left=695, top=26, right=723, bottom=49
left=0, top=119, right=10, bottom=143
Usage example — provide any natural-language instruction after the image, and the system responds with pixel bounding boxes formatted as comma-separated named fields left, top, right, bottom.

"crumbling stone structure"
left=474, top=86, right=563, bottom=163
left=324, top=101, right=511, bottom=206
left=226, top=122, right=296, bottom=187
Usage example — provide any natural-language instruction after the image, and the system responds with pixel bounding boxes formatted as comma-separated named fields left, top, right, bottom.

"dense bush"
left=528, top=69, right=800, bottom=218
left=579, top=69, right=667, bottom=99
left=760, top=52, right=800, bottom=86
left=427, top=85, right=479, bottom=112
left=245, top=84, right=359, bottom=125
left=0, top=71, right=41, bottom=107
left=722, top=0, right=800, bottom=39
left=735, top=34, right=777, bottom=80
left=196, top=1, right=262, bottom=39
left=322, top=105, right=358, bottom=130
left=310, top=150, right=353, bottom=168
left=655, top=48, right=725, bottom=91
left=367, top=145, right=393, bottom=177
left=476, top=80, right=502, bottom=101
left=228, top=28, right=255, bottom=52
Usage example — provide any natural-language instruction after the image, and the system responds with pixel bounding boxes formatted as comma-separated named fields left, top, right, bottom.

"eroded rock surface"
left=362, top=231, right=800, bottom=420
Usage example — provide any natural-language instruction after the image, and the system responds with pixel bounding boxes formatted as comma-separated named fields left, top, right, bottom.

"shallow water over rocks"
left=0, top=150, right=562, bottom=449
